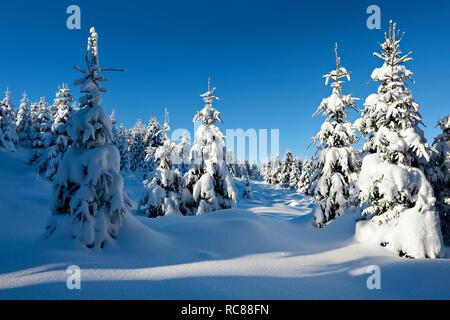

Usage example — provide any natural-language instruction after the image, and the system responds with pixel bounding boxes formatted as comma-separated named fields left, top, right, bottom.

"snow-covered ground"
left=0, top=149, right=449, bottom=299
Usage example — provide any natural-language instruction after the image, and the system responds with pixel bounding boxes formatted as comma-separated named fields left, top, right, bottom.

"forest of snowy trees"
left=0, top=21, right=448, bottom=258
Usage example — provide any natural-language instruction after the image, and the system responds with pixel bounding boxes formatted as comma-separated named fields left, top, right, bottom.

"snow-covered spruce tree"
left=355, top=21, right=443, bottom=258
left=45, top=27, right=131, bottom=248
left=128, top=119, right=146, bottom=171
left=140, top=137, right=185, bottom=217
left=15, top=92, right=33, bottom=148
left=110, top=110, right=118, bottom=142
left=233, top=160, right=250, bottom=179
left=261, top=158, right=272, bottom=184
left=279, top=150, right=294, bottom=188
left=117, top=123, right=131, bottom=171
left=175, top=132, right=191, bottom=175
left=310, top=44, right=359, bottom=227
left=144, top=112, right=168, bottom=172
left=250, top=161, right=262, bottom=181
left=270, top=155, right=282, bottom=186
left=297, top=158, right=313, bottom=194
left=289, top=156, right=302, bottom=188
left=36, top=84, right=74, bottom=180
left=30, top=97, right=52, bottom=164
left=187, top=78, right=237, bottom=214
left=427, top=115, right=450, bottom=244
left=225, top=151, right=236, bottom=177
left=242, top=175, right=253, bottom=199
left=0, top=88, right=18, bottom=152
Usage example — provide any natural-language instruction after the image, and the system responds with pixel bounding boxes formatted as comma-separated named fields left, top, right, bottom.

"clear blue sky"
left=1, top=0, right=450, bottom=161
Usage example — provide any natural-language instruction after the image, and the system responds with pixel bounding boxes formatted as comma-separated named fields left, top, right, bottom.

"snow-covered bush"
left=36, top=84, right=74, bottom=180
left=186, top=78, right=237, bottom=215
left=427, top=115, right=450, bottom=244
left=15, top=92, right=33, bottom=147
left=355, top=21, right=443, bottom=258
left=311, top=44, right=360, bottom=227
left=0, top=88, right=18, bottom=152
left=45, top=27, right=131, bottom=248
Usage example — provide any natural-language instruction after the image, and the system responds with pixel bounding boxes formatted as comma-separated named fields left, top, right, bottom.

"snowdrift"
left=0, top=150, right=449, bottom=299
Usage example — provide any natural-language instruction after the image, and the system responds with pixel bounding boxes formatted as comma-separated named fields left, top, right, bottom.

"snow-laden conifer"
left=187, top=78, right=236, bottom=214
left=140, top=137, right=185, bottom=217
left=45, top=27, right=131, bottom=248
left=36, top=84, right=74, bottom=180
left=355, top=21, right=443, bottom=258
left=311, top=43, right=359, bottom=227
left=279, top=150, right=294, bottom=188
left=427, top=115, right=450, bottom=244
left=128, top=119, right=146, bottom=171
left=117, top=123, right=131, bottom=171
left=144, top=110, right=169, bottom=173
left=15, top=92, right=33, bottom=147
left=30, top=97, right=52, bottom=163
left=0, top=88, right=18, bottom=152
left=297, top=158, right=313, bottom=194
left=262, top=158, right=272, bottom=184
left=175, top=132, right=191, bottom=175
left=289, top=157, right=302, bottom=188
left=242, top=175, right=253, bottom=199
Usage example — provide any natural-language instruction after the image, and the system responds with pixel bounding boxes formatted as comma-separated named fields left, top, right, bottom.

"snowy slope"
left=0, top=149, right=449, bottom=299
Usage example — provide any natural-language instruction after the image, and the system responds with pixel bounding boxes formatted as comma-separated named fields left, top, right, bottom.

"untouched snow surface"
left=0, top=149, right=449, bottom=299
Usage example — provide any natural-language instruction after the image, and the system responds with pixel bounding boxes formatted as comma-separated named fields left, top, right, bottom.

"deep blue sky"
left=1, top=0, right=450, bottom=161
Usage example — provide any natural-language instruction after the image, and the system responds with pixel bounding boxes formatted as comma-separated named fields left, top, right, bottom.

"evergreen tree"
left=0, top=88, right=18, bottom=151
left=16, top=92, right=33, bottom=148
left=427, top=115, right=450, bottom=244
left=110, top=110, right=118, bottom=142
left=140, top=138, right=185, bottom=217
left=297, top=158, right=313, bottom=194
left=270, top=155, right=282, bottom=185
left=250, top=161, right=262, bottom=181
left=240, top=160, right=251, bottom=178
left=175, top=132, right=191, bottom=175
left=117, top=123, right=131, bottom=171
left=356, top=21, right=443, bottom=258
left=36, top=84, right=74, bottom=180
left=45, top=27, right=131, bottom=248
left=289, top=156, right=302, bottom=188
left=144, top=111, right=168, bottom=172
left=279, top=150, right=294, bottom=188
left=310, top=44, right=359, bottom=227
left=30, top=97, right=52, bottom=164
left=128, top=119, right=146, bottom=171
left=226, top=151, right=237, bottom=177
left=242, top=175, right=253, bottom=199
left=186, top=78, right=237, bottom=214
left=262, top=158, right=272, bottom=184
